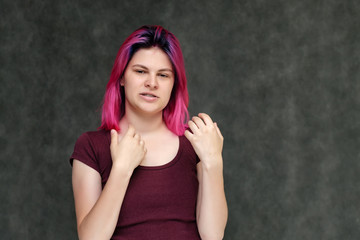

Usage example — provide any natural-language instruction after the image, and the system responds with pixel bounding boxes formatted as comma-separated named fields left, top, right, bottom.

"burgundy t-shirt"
left=70, top=130, right=201, bottom=240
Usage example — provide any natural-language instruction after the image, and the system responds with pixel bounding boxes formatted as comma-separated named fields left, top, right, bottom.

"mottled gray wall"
left=1, top=0, right=359, bottom=239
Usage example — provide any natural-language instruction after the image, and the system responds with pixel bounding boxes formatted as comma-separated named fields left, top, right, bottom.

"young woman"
left=70, top=25, right=227, bottom=240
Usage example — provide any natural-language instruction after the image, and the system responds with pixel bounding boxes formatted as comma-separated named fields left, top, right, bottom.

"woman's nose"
left=145, top=74, right=158, bottom=89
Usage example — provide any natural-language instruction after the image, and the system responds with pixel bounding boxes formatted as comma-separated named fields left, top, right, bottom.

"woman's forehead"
left=129, top=47, right=173, bottom=70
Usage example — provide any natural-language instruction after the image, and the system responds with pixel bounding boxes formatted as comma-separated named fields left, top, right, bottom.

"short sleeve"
left=70, top=132, right=101, bottom=173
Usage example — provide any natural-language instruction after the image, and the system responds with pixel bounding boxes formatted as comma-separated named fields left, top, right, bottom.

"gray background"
left=1, top=0, right=359, bottom=239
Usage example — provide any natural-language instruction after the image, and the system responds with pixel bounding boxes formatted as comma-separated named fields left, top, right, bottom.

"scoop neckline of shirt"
left=137, top=135, right=184, bottom=170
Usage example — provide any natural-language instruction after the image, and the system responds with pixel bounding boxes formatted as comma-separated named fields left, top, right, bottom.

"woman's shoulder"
left=178, top=135, right=200, bottom=164
left=179, top=135, right=197, bottom=154
left=70, top=129, right=112, bottom=171
left=76, top=129, right=111, bottom=147
left=84, top=129, right=110, bottom=139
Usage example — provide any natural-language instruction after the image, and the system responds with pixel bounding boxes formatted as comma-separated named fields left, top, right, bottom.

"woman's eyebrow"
left=131, top=64, right=148, bottom=69
left=158, top=68, right=173, bottom=72
left=132, top=64, right=173, bottom=73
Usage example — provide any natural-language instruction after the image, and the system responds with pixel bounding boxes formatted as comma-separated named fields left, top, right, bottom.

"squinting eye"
left=159, top=74, right=169, bottom=78
left=135, top=70, right=145, bottom=74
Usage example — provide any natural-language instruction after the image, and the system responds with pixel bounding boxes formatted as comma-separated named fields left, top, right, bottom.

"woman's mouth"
left=140, top=93, right=158, bottom=98
left=139, top=92, right=159, bottom=102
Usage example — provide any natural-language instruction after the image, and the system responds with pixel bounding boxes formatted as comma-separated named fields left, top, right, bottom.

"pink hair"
left=99, top=25, right=189, bottom=136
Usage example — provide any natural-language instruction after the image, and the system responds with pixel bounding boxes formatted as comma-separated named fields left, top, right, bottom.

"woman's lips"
left=140, top=93, right=158, bottom=98
left=139, top=92, right=159, bottom=101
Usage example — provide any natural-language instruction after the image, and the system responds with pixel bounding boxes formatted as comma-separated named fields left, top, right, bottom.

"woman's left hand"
left=185, top=113, right=224, bottom=168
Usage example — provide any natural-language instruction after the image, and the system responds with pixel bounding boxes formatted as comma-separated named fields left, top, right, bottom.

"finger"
left=126, top=125, right=136, bottom=137
left=110, top=129, right=118, bottom=145
left=192, top=116, right=206, bottom=129
left=214, top=122, right=224, bottom=139
left=188, top=120, right=200, bottom=134
left=184, top=129, right=193, bottom=141
left=198, top=113, right=214, bottom=126
left=134, top=133, right=141, bottom=141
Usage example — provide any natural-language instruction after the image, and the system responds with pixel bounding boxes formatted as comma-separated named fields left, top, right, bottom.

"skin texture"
left=186, top=113, right=228, bottom=239
left=120, top=47, right=175, bottom=119
left=72, top=47, right=227, bottom=240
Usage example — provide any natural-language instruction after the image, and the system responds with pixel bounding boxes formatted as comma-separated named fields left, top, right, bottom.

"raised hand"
left=110, top=125, right=147, bottom=172
left=185, top=113, right=224, bottom=168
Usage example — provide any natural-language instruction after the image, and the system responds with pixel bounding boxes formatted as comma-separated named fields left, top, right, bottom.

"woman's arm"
left=196, top=158, right=227, bottom=240
left=185, top=113, right=228, bottom=240
left=72, top=126, right=146, bottom=240
left=72, top=160, right=132, bottom=240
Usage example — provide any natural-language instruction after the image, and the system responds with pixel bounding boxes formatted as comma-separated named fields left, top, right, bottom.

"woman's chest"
left=140, top=136, right=179, bottom=167
left=118, top=160, right=199, bottom=226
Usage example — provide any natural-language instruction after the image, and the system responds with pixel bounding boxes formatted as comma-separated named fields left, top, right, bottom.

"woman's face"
left=121, top=47, right=175, bottom=117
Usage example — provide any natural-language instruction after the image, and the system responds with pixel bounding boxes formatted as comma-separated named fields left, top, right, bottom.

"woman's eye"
left=135, top=70, right=145, bottom=74
left=159, top=74, right=169, bottom=78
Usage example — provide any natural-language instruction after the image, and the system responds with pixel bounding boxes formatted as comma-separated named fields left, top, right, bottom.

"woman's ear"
left=120, top=77, right=125, bottom=86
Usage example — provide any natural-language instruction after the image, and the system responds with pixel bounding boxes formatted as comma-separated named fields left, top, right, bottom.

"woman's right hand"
left=110, top=125, right=147, bottom=172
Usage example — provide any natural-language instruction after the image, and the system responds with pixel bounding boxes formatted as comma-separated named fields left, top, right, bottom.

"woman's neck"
left=119, top=110, right=167, bottom=137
